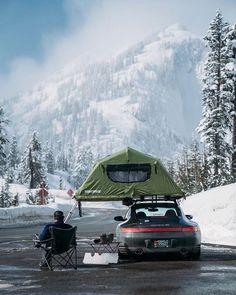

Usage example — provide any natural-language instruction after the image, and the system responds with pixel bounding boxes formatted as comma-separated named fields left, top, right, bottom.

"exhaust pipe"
left=135, top=248, right=144, bottom=256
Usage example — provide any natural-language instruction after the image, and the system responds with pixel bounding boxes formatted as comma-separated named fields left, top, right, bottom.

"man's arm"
left=39, top=224, right=50, bottom=241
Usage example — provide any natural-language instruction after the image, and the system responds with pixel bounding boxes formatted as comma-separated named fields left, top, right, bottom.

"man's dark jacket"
left=39, top=221, right=72, bottom=241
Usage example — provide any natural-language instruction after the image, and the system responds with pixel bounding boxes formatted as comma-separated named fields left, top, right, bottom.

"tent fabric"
left=75, top=147, right=184, bottom=201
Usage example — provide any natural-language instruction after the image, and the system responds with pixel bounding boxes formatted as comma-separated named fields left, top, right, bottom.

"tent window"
left=106, top=164, right=151, bottom=183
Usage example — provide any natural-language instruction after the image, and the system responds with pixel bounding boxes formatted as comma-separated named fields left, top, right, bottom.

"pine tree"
left=73, top=146, right=94, bottom=188
left=224, top=24, right=236, bottom=178
left=0, top=106, right=9, bottom=177
left=46, top=148, right=55, bottom=174
left=56, top=151, right=68, bottom=171
left=0, top=178, right=12, bottom=208
left=66, top=143, right=75, bottom=184
left=8, top=136, right=20, bottom=169
left=55, top=140, right=68, bottom=171
left=175, top=142, right=210, bottom=195
left=0, top=186, right=5, bottom=208
left=18, top=131, right=46, bottom=188
left=166, top=160, right=175, bottom=179
left=200, top=147, right=211, bottom=190
left=67, top=143, right=75, bottom=171
left=175, top=147, right=192, bottom=194
left=26, top=190, right=37, bottom=205
left=59, top=176, right=63, bottom=190
left=44, top=143, right=55, bottom=174
left=188, top=140, right=204, bottom=193
left=198, top=11, right=232, bottom=187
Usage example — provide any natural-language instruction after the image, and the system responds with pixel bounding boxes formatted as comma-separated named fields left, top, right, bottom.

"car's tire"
left=190, top=247, right=201, bottom=260
left=118, top=252, right=130, bottom=260
left=118, top=249, right=132, bottom=260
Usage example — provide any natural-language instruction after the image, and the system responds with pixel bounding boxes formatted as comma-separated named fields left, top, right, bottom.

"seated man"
left=37, top=210, right=72, bottom=268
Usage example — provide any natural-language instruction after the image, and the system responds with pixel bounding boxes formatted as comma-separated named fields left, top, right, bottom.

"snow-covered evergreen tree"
left=188, top=140, right=204, bottom=193
left=175, top=141, right=210, bottom=195
left=73, top=145, right=94, bottom=188
left=5, top=166, right=14, bottom=183
left=67, top=143, right=75, bottom=171
left=166, top=160, right=175, bottom=179
left=224, top=24, right=236, bottom=178
left=46, top=148, right=55, bottom=174
left=8, top=136, right=20, bottom=169
left=55, top=140, right=68, bottom=171
left=66, top=143, right=75, bottom=184
left=26, top=190, right=37, bottom=205
left=5, top=136, right=20, bottom=183
left=198, top=11, right=232, bottom=187
left=44, top=143, right=55, bottom=174
left=201, top=147, right=211, bottom=190
left=59, top=176, right=63, bottom=190
left=0, top=178, right=12, bottom=208
left=18, top=131, right=46, bottom=188
left=175, top=147, right=190, bottom=194
left=0, top=106, right=9, bottom=177
left=56, top=152, right=68, bottom=171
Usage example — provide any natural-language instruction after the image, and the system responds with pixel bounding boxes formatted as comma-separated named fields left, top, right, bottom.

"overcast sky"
left=0, top=0, right=236, bottom=98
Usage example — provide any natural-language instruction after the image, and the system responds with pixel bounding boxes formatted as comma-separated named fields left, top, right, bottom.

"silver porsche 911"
left=114, top=198, right=201, bottom=259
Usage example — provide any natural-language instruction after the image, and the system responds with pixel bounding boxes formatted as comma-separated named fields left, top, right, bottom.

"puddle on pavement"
left=0, top=278, right=41, bottom=292
left=201, top=265, right=236, bottom=271
left=202, top=245, right=236, bottom=253
left=0, top=265, right=39, bottom=271
left=0, top=280, right=13, bottom=289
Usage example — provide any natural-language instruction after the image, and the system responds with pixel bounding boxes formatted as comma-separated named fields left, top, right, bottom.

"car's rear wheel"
left=118, top=251, right=132, bottom=260
left=118, top=246, right=132, bottom=260
left=118, top=251, right=131, bottom=260
left=190, top=247, right=201, bottom=260
left=179, top=247, right=201, bottom=260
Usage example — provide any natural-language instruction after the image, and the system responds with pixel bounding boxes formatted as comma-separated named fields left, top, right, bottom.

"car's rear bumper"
left=118, top=232, right=201, bottom=255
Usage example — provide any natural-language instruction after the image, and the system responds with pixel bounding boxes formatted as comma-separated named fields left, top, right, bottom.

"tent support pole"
left=65, top=200, right=81, bottom=223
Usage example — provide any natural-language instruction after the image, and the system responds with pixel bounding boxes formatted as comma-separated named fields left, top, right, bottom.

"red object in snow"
left=67, top=189, right=74, bottom=197
left=38, top=188, right=48, bottom=205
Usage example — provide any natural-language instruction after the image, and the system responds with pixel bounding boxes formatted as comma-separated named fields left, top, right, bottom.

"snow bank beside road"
left=0, top=201, right=76, bottom=228
left=0, top=199, right=123, bottom=228
left=182, top=183, right=236, bottom=246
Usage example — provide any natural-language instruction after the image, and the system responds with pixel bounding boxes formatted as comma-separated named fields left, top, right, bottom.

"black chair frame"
left=34, top=226, right=77, bottom=270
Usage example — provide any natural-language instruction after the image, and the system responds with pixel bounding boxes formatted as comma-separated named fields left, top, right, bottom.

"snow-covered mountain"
left=4, top=24, right=205, bottom=158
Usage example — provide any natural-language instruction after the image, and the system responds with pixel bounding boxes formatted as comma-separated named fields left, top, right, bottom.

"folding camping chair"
left=34, top=226, right=77, bottom=270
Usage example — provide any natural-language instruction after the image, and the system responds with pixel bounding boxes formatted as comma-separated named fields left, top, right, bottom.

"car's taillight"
left=121, top=226, right=199, bottom=233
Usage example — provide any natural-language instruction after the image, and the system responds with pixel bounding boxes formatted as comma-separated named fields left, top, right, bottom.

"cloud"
left=0, top=0, right=235, bottom=98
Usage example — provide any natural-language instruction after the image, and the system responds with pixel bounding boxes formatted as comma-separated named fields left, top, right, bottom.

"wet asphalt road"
left=0, top=208, right=236, bottom=295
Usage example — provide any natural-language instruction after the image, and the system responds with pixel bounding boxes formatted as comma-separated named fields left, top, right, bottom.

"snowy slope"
left=3, top=24, right=205, bottom=158
left=182, top=183, right=236, bottom=246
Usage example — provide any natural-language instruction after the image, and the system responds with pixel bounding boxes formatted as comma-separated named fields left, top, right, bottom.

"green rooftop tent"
left=75, top=147, right=184, bottom=202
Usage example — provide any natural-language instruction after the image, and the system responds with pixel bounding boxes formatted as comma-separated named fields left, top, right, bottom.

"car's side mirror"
left=186, top=214, right=193, bottom=220
left=114, top=216, right=126, bottom=222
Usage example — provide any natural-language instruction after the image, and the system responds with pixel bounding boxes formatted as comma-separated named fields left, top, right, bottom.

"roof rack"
left=122, top=195, right=181, bottom=206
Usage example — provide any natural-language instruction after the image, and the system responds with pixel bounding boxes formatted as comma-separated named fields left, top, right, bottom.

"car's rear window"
left=106, top=164, right=151, bottom=183
left=135, top=206, right=179, bottom=219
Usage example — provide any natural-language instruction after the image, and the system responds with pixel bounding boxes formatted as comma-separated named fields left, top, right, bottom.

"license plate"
left=153, top=240, right=169, bottom=248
